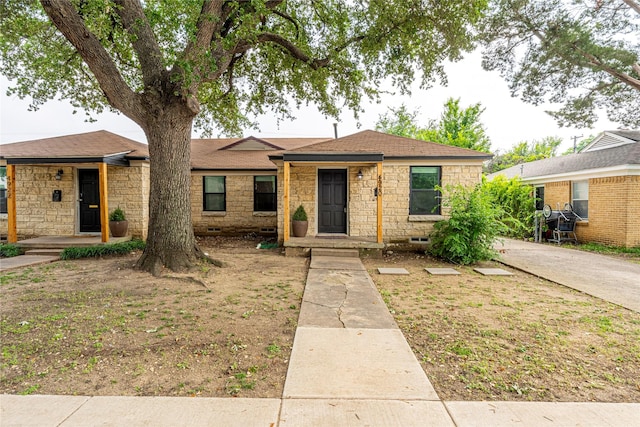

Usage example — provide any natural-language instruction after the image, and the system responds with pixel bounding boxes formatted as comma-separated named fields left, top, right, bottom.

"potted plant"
left=292, top=204, right=308, bottom=237
left=109, top=207, right=128, bottom=237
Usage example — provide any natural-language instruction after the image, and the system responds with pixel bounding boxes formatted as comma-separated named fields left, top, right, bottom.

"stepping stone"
left=377, top=268, right=409, bottom=275
left=425, top=267, right=460, bottom=275
left=473, top=268, right=513, bottom=276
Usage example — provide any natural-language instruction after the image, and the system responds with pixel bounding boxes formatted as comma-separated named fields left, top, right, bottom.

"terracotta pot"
left=109, top=220, right=129, bottom=237
left=292, top=220, right=308, bottom=237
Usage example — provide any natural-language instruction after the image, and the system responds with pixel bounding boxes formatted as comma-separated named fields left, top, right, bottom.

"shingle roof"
left=284, top=130, right=493, bottom=159
left=609, top=130, right=640, bottom=142
left=0, top=130, right=149, bottom=159
left=190, top=137, right=329, bottom=169
left=491, top=139, right=640, bottom=180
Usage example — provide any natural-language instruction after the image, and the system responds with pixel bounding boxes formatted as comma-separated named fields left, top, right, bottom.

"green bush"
left=292, top=205, right=307, bottom=221
left=0, top=243, right=23, bottom=258
left=428, top=184, right=507, bottom=265
left=482, top=175, right=535, bottom=239
left=109, top=207, right=126, bottom=221
left=60, top=239, right=145, bottom=260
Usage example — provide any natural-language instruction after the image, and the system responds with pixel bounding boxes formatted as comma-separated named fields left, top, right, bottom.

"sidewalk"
left=496, top=239, right=640, bottom=313
left=2, top=249, right=639, bottom=426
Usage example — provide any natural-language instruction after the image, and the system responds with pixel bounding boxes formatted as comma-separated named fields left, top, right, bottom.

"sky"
left=0, top=50, right=620, bottom=154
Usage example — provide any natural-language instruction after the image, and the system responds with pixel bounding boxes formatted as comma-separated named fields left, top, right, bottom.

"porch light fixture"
left=357, top=169, right=363, bottom=180
left=55, top=169, right=63, bottom=180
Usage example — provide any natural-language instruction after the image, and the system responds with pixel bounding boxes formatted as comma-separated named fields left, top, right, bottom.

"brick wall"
left=542, top=177, right=639, bottom=248
left=191, top=173, right=278, bottom=235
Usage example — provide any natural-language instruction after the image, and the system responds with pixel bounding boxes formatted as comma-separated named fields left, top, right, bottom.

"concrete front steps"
left=24, top=249, right=64, bottom=257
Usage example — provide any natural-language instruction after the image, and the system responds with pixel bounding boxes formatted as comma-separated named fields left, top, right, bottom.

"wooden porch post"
left=98, top=163, right=109, bottom=243
left=283, top=161, right=291, bottom=242
left=376, top=161, right=383, bottom=244
left=6, top=164, right=17, bottom=243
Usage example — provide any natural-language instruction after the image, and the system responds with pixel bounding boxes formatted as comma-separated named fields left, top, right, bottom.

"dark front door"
left=318, top=169, right=347, bottom=233
left=78, top=169, right=101, bottom=232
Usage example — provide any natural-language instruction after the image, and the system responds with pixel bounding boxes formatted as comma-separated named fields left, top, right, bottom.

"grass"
left=569, top=242, right=640, bottom=256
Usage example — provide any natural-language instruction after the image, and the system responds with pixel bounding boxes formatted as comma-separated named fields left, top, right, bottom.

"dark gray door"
left=318, top=169, right=347, bottom=233
left=78, top=169, right=101, bottom=232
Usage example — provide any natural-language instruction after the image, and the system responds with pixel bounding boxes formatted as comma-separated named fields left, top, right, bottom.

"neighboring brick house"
left=1, top=129, right=491, bottom=247
left=488, top=130, right=640, bottom=248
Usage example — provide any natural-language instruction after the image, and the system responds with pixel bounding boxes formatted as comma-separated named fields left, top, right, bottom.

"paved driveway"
left=496, top=239, right=640, bottom=313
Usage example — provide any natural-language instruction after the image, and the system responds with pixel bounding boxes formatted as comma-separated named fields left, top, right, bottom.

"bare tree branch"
left=621, top=0, right=640, bottom=15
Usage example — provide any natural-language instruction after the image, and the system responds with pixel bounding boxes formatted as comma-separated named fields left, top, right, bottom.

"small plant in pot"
left=109, top=207, right=129, bottom=237
left=292, top=205, right=308, bottom=237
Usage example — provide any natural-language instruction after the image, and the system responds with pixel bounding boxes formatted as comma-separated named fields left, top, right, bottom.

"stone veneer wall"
left=107, top=162, right=149, bottom=239
left=191, top=172, right=278, bottom=235
left=276, top=162, right=483, bottom=243
left=3, top=163, right=149, bottom=240
left=13, top=165, right=76, bottom=238
left=542, top=177, right=640, bottom=248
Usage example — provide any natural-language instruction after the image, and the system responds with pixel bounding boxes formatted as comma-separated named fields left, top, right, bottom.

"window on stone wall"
left=254, top=176, right=276, bottom=211
left=0, top=166, right=6, bottom=214
left=203, top=176, right=225, bottom=211
left=410, top=166, right=441, bottom=215
left=572, top=180, right=588, bottom=219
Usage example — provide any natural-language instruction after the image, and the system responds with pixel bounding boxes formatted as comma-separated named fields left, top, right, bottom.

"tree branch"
left=113, top=0, right=165, bottom=88
left=621, top=0, right=640, bottom=15
left=39, top=0, right=144, bottom=124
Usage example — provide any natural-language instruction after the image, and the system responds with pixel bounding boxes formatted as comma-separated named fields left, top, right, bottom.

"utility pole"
left=572, top=134, right=584, bottom=153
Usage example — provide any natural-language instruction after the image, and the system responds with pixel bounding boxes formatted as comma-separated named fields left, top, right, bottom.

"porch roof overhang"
left=2, top=153, right=148, bottom=166
left=273, top=152, right=384, bottom=163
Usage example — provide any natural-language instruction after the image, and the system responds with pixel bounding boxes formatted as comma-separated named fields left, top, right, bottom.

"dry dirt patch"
left=363, top=251, right=640, bottom=402
left=1, top=236, right=307, bottom=398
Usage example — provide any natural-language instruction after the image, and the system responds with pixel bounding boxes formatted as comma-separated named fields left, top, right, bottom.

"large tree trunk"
left=136, top=103, right=203, bottom=276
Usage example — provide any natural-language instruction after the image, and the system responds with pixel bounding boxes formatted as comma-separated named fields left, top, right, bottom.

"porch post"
left=283, top=161, right=291, bottom=242
left=7, top=164, right=17, bottom=243
left=376, top=161, right=383, bottom=244
left=98, top=163, right=109, bottom=243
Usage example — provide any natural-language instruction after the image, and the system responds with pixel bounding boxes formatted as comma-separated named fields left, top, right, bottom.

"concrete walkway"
left=2, top=248, right=639, bottom=426
left=0, top=255, right=59, bottom=272
left=497, top=239, right=640, bottom=313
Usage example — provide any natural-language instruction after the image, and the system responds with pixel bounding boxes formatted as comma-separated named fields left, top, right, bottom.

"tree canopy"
left=487, top=136, right=562, bottom=173
left=375, top=98, right=492, bottom=153
left=479, top=0, right=640, bottom=128
left=0, top=0, right=487, bottom=274
left=1, top=0, right=488, bottom=135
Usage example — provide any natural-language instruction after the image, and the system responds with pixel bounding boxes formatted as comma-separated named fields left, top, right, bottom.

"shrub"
left=109, top=207, right=126, bottom=221
left=482, top=175, right=535, bottom=239
left=60, top=239, right=145, bottom=260
left=292, top=205, right=307, bottom=221
left=428, top=184, right=507, bottom=265
left=0, top=243, right=22, bottom=258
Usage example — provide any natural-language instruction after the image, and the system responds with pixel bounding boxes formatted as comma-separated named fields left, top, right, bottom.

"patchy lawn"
left=363, top=251, right=640, bottom=402
left=0, top=236, right=307, bottom=397
left=3, top=238, right=639, bottom=402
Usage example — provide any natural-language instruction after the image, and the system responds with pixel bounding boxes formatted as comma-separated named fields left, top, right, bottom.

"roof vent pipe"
left=333, top=123, right=338, bottom=139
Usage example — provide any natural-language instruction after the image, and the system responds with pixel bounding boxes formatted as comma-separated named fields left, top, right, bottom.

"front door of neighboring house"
left=318, top=169, right=347, bottom=233
left=78, top=169, right=101, bottom=233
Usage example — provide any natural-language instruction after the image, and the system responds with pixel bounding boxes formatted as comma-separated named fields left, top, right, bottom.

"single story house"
left=488, top=130, right=640, bottom=248
left=1, top=129, right=491, bottom=248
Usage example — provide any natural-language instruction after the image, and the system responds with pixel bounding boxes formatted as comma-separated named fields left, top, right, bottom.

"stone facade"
left=3, top=163, right=149, bottom=240
left=191, top=172, right=278, bottom=235
left=276, top=162, right=483, bottom=243
left=541, top=176, right=640, bottom=248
